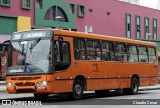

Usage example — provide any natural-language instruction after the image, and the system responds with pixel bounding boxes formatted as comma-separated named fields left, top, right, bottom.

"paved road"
left=0, top=90, right=160, bottom=108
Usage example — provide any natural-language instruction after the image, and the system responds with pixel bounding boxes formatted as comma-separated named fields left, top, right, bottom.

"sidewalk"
left=139, top=84, right=160, bottom=91
left=0, top=81, right=6, bottom=85
left=0, top=81, right=6, bottom=91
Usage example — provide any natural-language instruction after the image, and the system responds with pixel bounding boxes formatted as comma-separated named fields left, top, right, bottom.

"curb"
left=139, top=87, right=160, bottom=91
left=0, top=83, right=6, bottom=86
left=0, top=85, right=6, bottom=91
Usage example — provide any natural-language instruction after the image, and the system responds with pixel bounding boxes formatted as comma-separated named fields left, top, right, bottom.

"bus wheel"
left=70, top=80, right=83, bottom=100
left=34, top=94, right=48, bottom=101
left=123, top=77, right=139, bottom=95
left=95, top=90, right=109, bottom=96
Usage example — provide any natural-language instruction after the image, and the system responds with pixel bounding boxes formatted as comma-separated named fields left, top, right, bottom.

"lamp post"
left=147, top=33, right=152, bottom=42
left=55, top=16, right=62, bottom=29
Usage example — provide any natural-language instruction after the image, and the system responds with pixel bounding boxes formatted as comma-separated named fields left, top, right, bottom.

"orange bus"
left=3, top=29, right=159, bottom=100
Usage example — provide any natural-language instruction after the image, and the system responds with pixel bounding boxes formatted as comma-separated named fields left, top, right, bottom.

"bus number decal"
left=92, top=64, right=99, bottom=72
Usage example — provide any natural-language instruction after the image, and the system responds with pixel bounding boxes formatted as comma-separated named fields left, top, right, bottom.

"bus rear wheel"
left=123, top=77, right=139, bottom=95
left=70, top=80, right=83, bottom=100
left=34, top=93, right=48, bottom=101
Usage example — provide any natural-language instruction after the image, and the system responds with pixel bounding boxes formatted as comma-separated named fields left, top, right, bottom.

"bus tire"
left=123, top=77, right=139, bottom=95
left=34, top=93, right=48, bottom=101
left=70, top=80, right=83, bottom=100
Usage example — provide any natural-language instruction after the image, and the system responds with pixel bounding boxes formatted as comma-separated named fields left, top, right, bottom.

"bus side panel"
left=115, top=62, right=130, bottom=89
left=119, top=63, right=139, bottom=89
left=149, top=77, right=159, bottom=86
left=139, top=64, right=150, bottom=86
left=101, top=62, right=140, bottom=90
left=149, top=62, right=159, bottom=86
left=101, top=62, right=119, bottom=89
left=52, top=59, right=74, bottom=93
left=72, top=61, right=102, bottom=91
left=53, top=79, right=73, bottom=93
left=72, top=61, right=95, bottom=90
left=87, top=61, right=102, bottom=90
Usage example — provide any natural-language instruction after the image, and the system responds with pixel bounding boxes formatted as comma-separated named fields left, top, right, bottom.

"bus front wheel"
left=123, top=77, right=139, bottom=95
left=70, top=80, right=83, bottom=100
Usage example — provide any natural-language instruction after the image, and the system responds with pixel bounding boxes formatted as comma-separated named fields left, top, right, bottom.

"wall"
left=35, top=0, right=76, bottom=29
left=0, top=15, right=17, bottom=35
left=0, top=0, right=34, bottom=25
left=1, top=0, right=160, bottom=40
left=65, top=0, right=160, bottom=40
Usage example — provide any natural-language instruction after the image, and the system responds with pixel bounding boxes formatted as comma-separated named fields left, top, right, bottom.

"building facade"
left=0, top=0, right=160, bottom=49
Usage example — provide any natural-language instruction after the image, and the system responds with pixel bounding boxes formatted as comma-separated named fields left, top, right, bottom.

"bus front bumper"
left=6, top=81, right=54, bottom=94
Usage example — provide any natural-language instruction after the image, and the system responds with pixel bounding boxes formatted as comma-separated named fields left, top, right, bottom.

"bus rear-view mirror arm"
left=2, top=46, right=6, bottom=57
left=2, top=40, right=10, bottom=57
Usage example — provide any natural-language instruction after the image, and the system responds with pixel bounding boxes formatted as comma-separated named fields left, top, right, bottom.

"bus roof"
left=53, top=29, right=157, bottom=47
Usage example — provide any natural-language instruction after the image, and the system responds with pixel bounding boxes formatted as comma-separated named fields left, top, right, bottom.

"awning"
left=0, top=35, right=11, bottom=43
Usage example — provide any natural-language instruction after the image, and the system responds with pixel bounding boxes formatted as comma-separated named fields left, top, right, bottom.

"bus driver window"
left=54, top=41, right=70, bottom=71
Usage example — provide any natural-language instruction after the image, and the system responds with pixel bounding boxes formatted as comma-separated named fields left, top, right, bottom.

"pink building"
left=0, top=0, right=34, bottom=43
left=66, top=0, right=159, bottom=39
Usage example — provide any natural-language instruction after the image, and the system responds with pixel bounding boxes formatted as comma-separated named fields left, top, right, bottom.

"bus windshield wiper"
left=29, top=38, right=41, bottom=51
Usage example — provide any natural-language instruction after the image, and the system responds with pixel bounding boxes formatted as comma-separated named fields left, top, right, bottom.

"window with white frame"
left=145, top=17, right=149, bottom=39
left=136, top=16, right=141, bottom=39
left=153, top=18, right=157, bottom=40
left=85, top=25, right=93, bottom=33
left=0, top=0, right=11, bottom=7
left=22, top=0, right=32, bottom=9
left=126, top=14, right=131, bottom=38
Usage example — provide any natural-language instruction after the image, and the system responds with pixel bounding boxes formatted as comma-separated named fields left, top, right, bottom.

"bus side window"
left=74, top=38, right=86, bottom=60
left=116, top=43, right=127, bottom=62
left=148, top=47, right=156, bottom=63
left=86, top=40, right=101, bottom=61
left=101, top=41, right=115, bottom=61
left=128, top=45, right=138, bottom=62
left=138, top=46, right=148, bottom=63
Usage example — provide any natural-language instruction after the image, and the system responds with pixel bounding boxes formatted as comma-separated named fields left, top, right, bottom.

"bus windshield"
left=7, top=31, right=52, bottom=75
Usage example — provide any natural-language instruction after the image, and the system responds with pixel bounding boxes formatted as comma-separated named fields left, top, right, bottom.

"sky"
left=139, top=0, right=159, bottom=9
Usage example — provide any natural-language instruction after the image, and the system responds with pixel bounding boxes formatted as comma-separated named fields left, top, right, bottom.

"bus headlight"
left=42, top=81, right=48, bottom=85
left=36, top=81, right=50, bottom=90
left=7, top=82, right=14, bottom=86
left=37, top=81, right=49, bottom=86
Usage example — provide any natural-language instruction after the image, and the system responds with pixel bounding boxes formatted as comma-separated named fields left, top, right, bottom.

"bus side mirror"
left=1, top=40, right=10, bottom=57
left=2, top=46, right=6, bottom=57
